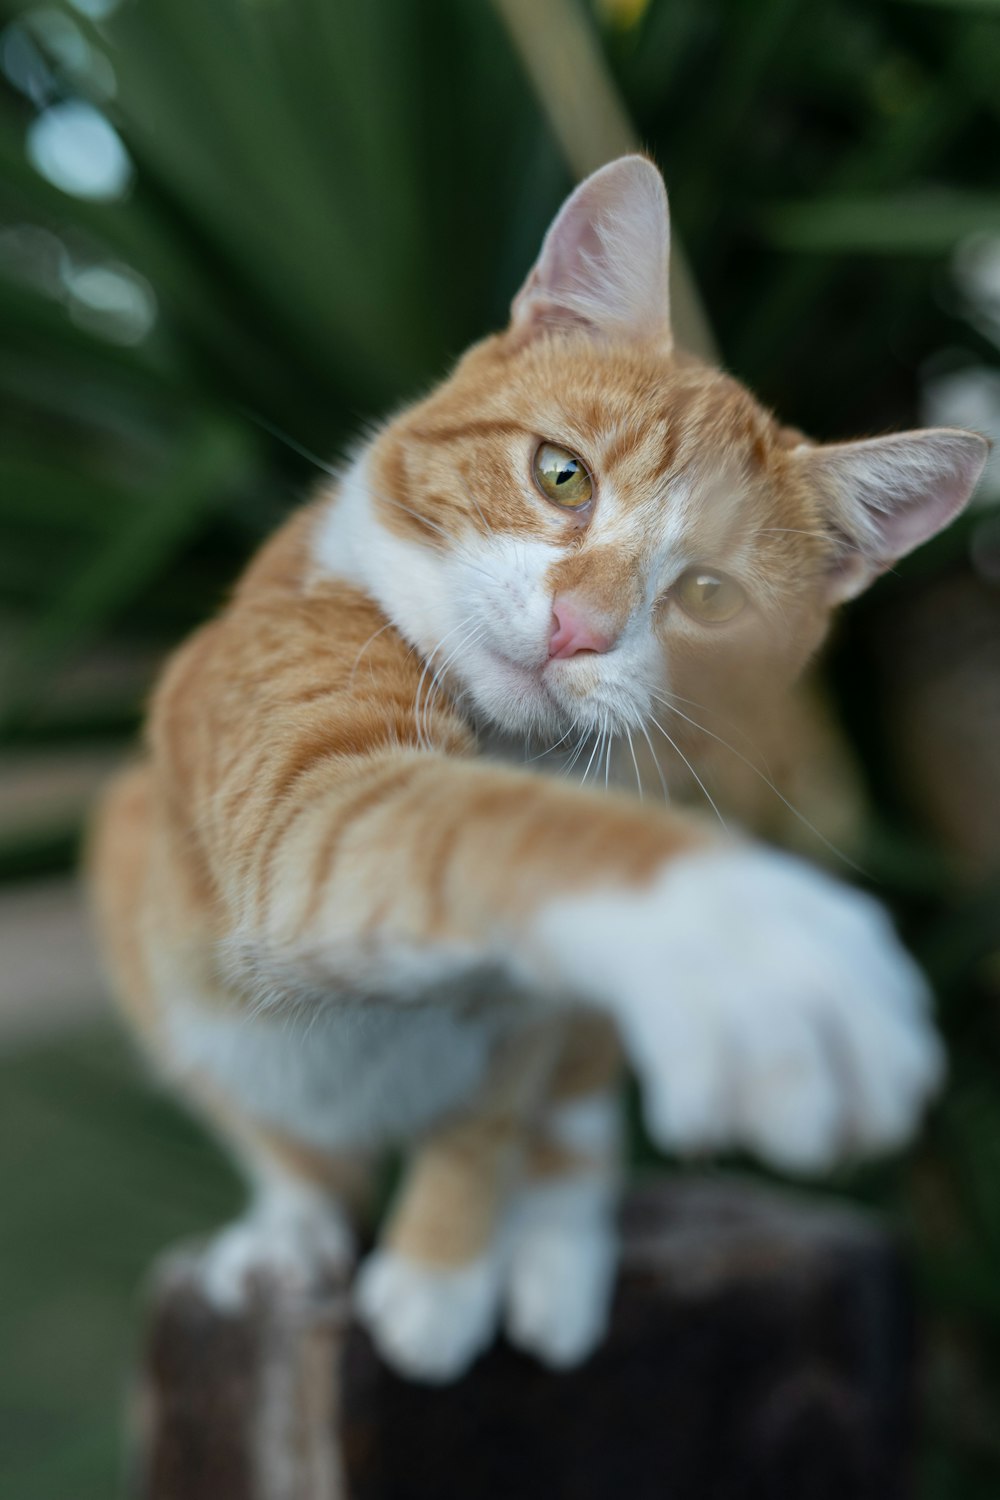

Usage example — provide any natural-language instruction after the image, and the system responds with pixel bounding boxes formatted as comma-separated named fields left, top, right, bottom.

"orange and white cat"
left=89, top=157, right=986, bottom=1383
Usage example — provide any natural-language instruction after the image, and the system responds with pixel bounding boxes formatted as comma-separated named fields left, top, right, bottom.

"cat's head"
left=334, top=156, right=987, bottom=745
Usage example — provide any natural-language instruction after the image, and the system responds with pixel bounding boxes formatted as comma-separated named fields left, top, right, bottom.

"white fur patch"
left=312, top=454, right=456, bottom=664
left=199, top=1176, right=353, bottom=1310
left=534, top=845, right=944, bottom=1172
left=354, top=1172, right=621, bottom=1379
left=355, top=1246, right=504, bottom=1383
left=543, top=1091, right=623, bottom=1162
left=505, top=1175, right=619, bottom=1368
left=168, top=999, right=502, bottom=1152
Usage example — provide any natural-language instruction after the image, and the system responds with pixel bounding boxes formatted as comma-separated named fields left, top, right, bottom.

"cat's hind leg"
left=88, top=765, right=365, bottom=1307
left=504, top=1011, right=625, bottom=1369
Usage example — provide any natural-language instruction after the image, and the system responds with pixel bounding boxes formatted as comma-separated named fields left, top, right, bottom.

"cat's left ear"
left=510, top=155, right=672, bottom=345
left=796, top=428, right=989, bottom=602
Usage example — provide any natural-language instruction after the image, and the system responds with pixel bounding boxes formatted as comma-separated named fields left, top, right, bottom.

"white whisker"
left=524, top=725, right=574, bottom=764
left=412, top=614, right=477, bottom=748
left=562, top=727, right=591, bottom=777
left=580, top=725, right=604, bottom=786
left=650, top=687, right=775, bottom=777
left=651, top=693, right=862, bottom=872
left=418, top=620, right=488, bottom=748
left=245, top=413, right=341, bottom=478
left=757, top=527, right=864, bottom=556
left=649, top=714, right=728, bottom=831
left=467, top=489, right=495, bottom=536
left=625, top=724, right=643, bottom=802
left=348, top=619, right=396, bottom=690
left=637, top=718, right=670, bottom=804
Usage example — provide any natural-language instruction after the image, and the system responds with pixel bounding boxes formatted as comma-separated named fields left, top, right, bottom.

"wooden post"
left=133, top=1177, right=913, bottom=1500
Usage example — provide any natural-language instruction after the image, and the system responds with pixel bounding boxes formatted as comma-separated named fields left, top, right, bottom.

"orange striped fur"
left=88, top=156, right=984, bottom=1382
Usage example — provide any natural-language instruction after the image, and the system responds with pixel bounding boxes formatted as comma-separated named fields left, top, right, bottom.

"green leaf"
left=0, top=418, right=254, bottom=731
left=761, top=190, right=1000, bottom=254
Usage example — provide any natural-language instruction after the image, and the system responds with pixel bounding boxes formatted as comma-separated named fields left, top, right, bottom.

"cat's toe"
left=505, top=1188, right=618, bottom=1369
left=729, top=1013, right=845, bottom=1172
left=199, top=1203, right=353, bottom=1311
left=627, top=849, right=945, bottom=1169
left=354, top=1247, right=502, bottom=1383
left=727, top=877, right=946, bottom=1167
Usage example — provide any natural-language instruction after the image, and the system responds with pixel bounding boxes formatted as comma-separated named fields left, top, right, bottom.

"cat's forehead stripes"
left=354, top=323, right=862, bottom=688
left=433, top=334, right=768, bottom=462
left=407, top=416, right=533, bottom=448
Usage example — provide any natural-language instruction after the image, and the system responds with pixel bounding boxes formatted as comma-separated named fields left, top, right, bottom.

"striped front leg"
left=355, top=1019, right=563, bottom=1382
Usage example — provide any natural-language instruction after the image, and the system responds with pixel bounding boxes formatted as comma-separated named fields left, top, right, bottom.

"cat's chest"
left=167, top=999, right=504, bottom=1150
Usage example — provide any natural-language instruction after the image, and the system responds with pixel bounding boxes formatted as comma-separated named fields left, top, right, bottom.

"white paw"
left=539, top=846, right=945, bottom=1173
left=355, top=1247, right=503, bottom=1383
left=505, top=1179, right=618, bottom=1368
left=199, top=1187, right=353, bottom=1311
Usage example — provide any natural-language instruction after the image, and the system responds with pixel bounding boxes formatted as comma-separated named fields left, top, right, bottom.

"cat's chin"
left=464, top=647, right=572, bottom=741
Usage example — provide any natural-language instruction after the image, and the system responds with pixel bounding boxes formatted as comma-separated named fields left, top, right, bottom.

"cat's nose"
left=548, top=599, right=616, bottom=659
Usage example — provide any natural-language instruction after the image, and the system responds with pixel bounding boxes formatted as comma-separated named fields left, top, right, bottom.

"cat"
left=88, top=155, right=987, bottom=1384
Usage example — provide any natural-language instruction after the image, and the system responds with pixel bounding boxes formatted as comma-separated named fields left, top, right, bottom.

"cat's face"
left=336, top=157, right=986, bottom=748
left=361, top=337, right=830, bottom=743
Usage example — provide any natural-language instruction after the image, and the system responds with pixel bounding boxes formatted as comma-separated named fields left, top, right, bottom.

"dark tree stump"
left=133, top=1178, right=914, bottom=1500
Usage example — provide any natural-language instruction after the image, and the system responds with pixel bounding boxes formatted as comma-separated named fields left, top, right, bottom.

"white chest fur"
left=167, top=998, right=506, bottom=1151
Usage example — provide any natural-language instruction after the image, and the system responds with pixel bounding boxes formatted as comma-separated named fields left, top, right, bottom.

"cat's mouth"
left=471, top=642, right=618, bottom=738
left=480, top=645, right=554, bottom=696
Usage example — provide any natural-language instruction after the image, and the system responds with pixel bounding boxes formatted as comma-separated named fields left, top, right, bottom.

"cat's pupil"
left=556, top=464, right=575, bottom=485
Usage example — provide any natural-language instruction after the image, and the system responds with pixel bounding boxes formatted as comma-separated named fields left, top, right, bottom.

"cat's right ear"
left=509, top=155, right=672, bottom=346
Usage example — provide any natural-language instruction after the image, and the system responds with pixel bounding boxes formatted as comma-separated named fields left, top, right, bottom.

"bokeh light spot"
left=26, top=99, right=133, bottom=202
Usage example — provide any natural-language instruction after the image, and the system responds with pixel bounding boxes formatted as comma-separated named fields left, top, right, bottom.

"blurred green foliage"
left=3, top=0, right=999, bottom=746
left=0, top=1027, right=242, bottom=1500
left=1, top=0, right=999, bottom=1496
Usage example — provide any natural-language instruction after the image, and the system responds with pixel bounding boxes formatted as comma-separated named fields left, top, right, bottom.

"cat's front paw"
left=505, top=1178, right=618, bottom=1368
left=541, top=846, right=944, bottom=1172
left=641, top=848, right=944, bottom=1169
left=199, top=1190, right=353, bottom=1310
left=354, top=1247, right=503, bottom=1383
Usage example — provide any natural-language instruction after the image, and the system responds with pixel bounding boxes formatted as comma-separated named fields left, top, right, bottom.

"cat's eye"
left=675, top=567, right=746, bottom=623
left=532, top=442, right=593, bottom=509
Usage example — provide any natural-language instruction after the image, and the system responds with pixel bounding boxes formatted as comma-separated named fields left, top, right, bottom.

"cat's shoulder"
left=234, top=487, right=339, bottom=601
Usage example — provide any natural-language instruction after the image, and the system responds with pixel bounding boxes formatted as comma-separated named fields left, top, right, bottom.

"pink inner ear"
left=812, top=427, right=989, bottom=561
left=510, top=155, right=672, bottom=344
left=874, top=471, right=973, bottom=558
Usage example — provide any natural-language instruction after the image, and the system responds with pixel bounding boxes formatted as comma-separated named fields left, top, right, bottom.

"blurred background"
left=1, top=0, right=999, bottom=1494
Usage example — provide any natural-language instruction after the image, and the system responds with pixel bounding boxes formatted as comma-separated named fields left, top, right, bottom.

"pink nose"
left=548, top=599, right=616, bottom=660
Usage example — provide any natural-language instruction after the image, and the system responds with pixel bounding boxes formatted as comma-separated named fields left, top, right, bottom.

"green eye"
left=532, top=442, right=593, bottom=509
left=675, top=567, right=746, bottom=623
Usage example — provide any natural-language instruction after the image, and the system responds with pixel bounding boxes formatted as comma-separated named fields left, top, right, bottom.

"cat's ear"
left=510, top=155, right=672, bottom=345
left=797, top=428, right=989, bottom=602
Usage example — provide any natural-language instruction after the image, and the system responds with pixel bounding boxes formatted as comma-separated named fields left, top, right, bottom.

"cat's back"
left=85, top=504, right=322, bottom=1025
left=87, top=758, right=159, bottom=1033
